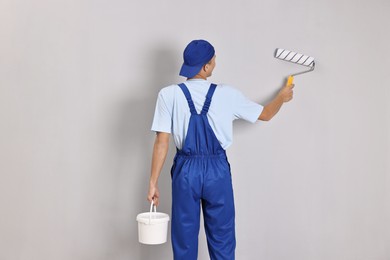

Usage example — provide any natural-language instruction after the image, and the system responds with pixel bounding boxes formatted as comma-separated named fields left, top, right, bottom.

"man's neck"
left=189, top=74, right=207, bottom=80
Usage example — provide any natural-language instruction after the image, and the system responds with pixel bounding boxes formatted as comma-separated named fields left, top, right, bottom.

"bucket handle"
left=149, top=200, right=157, bottom=224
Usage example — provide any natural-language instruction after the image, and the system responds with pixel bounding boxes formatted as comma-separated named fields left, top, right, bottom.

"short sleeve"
left=151, top=90, right=172, bottom=133
left=233, top=89, right=263, bottom=123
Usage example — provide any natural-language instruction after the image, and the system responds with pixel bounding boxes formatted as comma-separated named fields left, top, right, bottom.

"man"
left=147, top=39, right=293, bottom=260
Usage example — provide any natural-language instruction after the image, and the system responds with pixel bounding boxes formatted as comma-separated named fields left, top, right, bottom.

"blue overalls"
left=171, top=83, right=236, bottom=260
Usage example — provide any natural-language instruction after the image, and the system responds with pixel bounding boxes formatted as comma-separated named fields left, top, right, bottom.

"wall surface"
left=1, top=0, right=389, bottom=259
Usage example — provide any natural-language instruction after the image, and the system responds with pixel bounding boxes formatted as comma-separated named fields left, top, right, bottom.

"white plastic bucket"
left=136, top=201, right=170, bottom=245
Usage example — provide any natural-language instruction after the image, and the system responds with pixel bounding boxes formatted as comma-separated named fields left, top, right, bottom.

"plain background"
left=1, top=0, right=389, bottom=259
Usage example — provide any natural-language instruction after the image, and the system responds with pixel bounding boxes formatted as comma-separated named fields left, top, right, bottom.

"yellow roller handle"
left=287, top=75, right=294, bottom=86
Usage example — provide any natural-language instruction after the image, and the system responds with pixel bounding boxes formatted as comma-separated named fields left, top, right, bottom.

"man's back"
left=151, top=79, right=263, bottom=150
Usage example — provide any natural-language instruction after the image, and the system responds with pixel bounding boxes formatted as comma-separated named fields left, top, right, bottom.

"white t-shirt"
left=151, top=79, right=263, bottom=150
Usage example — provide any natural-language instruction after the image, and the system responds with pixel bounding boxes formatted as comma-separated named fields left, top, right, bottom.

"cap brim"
left=179, top=63, right=203, bottom=78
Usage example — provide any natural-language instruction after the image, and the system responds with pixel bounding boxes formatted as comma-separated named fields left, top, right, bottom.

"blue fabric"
left=171, top=83, right=236, bottom=260
left=179, top=40, right=215, bottom=78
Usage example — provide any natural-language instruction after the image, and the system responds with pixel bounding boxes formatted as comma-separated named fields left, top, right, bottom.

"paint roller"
left=274, top=48, right=315, bottom=85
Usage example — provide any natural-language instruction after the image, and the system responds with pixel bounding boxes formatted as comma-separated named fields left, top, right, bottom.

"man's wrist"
left=149, top=178, right=158, bottom=186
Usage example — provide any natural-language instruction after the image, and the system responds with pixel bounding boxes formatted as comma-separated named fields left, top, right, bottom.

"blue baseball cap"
left=179, top=40, right=215, bottom=78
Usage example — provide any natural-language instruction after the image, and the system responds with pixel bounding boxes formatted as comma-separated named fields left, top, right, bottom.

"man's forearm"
left=258, top=95, right=284, bottom=121
left=258, top=83, right=294, bottom=121
left=150, top=133, right=170, bottom=185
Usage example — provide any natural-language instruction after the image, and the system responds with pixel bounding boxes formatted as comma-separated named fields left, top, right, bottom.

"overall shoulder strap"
left=178, top=83, right=197, bottom=115
left=201, top=84, right=217, bottom=115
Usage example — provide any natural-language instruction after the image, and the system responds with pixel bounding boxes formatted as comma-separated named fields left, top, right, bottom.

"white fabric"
left=151, top=79, right=263, bottom=150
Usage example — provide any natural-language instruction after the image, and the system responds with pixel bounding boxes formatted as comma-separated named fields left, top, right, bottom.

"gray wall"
left=1, top=0, right=389, bottom=259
